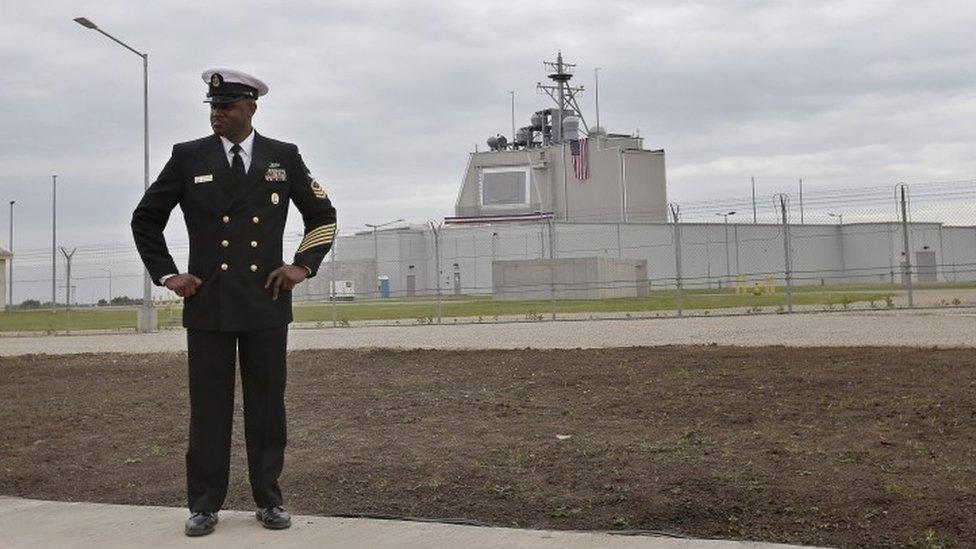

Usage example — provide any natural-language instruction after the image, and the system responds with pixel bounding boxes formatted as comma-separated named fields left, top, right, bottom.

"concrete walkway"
left=0, top=309, right=973, bottom=356
left=0, top=497, right=821, bottom=549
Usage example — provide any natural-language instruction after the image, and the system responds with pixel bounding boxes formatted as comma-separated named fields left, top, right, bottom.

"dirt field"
left=1, top=347, right=973, bottom=548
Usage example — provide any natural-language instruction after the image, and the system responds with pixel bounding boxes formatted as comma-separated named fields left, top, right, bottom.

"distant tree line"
left=13, top=296, right=143, bottom=309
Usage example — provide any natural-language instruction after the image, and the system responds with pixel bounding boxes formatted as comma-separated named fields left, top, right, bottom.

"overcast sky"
left=3, top=0, right=975, bottom=255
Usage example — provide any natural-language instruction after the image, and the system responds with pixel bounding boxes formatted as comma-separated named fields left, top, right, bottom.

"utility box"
left=330, top=280, right=356, bottom=301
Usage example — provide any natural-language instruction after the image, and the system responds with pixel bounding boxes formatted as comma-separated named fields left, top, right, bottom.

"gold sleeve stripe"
left=296, top=233, right=335, bottom=253
left=299, top=228, right=336, bottom=245
left=296, top=224, right=337, bottom=253
left=301, top=223, right=335, bottom=241
left=301, top=229, right=336, bottom=245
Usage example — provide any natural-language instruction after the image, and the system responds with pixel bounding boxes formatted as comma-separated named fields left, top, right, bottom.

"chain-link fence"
left=3, top=180, right=975, bottom=332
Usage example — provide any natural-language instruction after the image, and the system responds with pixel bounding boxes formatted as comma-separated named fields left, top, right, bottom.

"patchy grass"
left=0, top=286, right=899, bottom=332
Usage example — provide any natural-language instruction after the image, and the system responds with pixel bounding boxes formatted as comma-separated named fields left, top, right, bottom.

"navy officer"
left=131, top=67, right=336, bottom=537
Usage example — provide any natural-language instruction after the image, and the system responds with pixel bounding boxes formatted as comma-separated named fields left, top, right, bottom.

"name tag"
left=194, top=174, right=214, bottom=184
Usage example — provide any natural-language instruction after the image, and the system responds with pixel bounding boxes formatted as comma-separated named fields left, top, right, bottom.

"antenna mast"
left=537, top=51, right=587, bottom=141
left=594, top=67, right=601, bottom=130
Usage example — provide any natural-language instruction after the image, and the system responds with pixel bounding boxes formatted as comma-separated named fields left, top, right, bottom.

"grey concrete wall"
left=454, top=150, right=547, bottom=218
left=620, top=149, right=667, bottom=223
left=940, top=226, right=976, bottom=282
left=327, top=221, right=971, bottom=301
left=492, top=257, right=648, bottom=301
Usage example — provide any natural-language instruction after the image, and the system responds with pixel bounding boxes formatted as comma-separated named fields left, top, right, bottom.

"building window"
left=480, top=167, right=530, bottom=207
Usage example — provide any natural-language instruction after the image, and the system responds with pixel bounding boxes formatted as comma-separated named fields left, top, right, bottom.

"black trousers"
left=185, top=327, right=288, bottom=512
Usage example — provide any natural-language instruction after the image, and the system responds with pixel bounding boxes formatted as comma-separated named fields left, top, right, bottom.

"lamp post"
left=74, top=16, right=155, bottom=331
left=364, top=218, right=404, bottom=298
left=6, top=200, right=13, bottom=310
left=716, top=211, right=736, bottom=287
left=52, top=175, right=57, bottom=311
left=828, top=212, right=843, bottom=225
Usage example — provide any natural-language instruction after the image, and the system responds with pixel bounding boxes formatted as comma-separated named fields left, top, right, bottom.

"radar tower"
left=537, top=51, right=588, bottom=141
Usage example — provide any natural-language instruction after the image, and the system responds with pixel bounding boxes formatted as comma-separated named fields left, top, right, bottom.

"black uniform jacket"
left=131, top=132, right=336, bottom=332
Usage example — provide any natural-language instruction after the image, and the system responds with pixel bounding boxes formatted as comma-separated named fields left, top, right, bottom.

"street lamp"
left=828, top=212, right=843, bottom=225
left=52, top=175, right=57, bottom=311
left=74, top=16, right=154, bottom=331
left=716, top=211, right=736, bottom=287
left=364, top=218, right=405, bottom=298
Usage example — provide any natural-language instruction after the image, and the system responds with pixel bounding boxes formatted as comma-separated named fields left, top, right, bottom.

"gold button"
left=252, top=216, right=260, bottom=224
left=222, top=215, right=230, bottom=223
left=220, top=263, right=228, bottom=271
left=250, top=264, right=258, bottom=272
left=221, top=240, right=229, bottom=248
left=250, top=241, right=258, bottom=248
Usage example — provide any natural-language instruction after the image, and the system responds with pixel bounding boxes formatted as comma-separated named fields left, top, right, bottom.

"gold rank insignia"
left=310, top=178, right=327, bottom=199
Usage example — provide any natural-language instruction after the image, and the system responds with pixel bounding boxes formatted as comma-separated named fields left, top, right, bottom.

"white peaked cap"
left=201, top=67, right=270, bottom=98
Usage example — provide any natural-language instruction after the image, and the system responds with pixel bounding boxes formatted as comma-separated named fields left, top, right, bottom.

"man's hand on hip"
left=165, top=273, right=203, bottom=298
left=265, top=265, right=308, bottom=300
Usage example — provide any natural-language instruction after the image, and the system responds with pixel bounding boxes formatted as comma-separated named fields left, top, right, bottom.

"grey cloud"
left=2, top=0, right=976, bottom=259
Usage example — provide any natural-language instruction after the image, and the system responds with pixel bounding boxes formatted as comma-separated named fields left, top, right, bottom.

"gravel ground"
left=1, top=309, right=972, bottom=356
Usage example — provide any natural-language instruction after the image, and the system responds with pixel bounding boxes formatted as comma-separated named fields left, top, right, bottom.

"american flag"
left=571, top=137, right=589, bottom=180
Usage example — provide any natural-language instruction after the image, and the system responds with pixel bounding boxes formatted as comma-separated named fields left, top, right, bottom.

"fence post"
left=898, top=183, right=914, bottom=308
left=777, top=194, right=794, bottom=313
left=330, top=240, right=338, bottom=327
left=548, top=217, right=556, bottom=321
left=669, top=203, right=683, bottom=317
left=428, top=221, right=443, bottom=323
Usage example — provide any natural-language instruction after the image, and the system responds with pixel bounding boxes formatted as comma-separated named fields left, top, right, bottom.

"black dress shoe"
left=255, top=505, right=291, bottom=529
left=184, top=511, right=218, bottom=536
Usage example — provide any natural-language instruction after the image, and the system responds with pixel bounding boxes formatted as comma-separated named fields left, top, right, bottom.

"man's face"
left=210, top=98, right=256, bottom=139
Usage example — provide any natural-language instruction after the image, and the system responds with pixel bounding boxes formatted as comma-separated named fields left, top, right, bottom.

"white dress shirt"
left=219, top=129, right=255, bottom=173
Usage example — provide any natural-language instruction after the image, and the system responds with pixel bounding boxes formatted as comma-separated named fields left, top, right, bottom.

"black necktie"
left=230, top=143, right=245, bottom=181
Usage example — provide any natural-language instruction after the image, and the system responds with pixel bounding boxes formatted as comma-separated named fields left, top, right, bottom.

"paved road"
left=0, top=497, right=822, bottom=549
left=0, top=309, right=972, bottom=356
